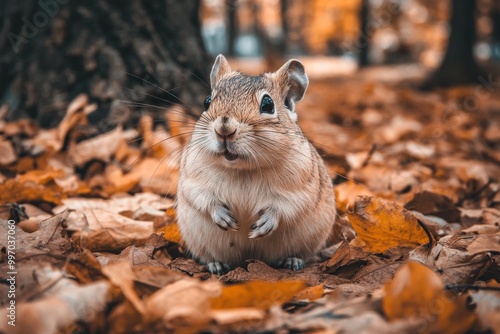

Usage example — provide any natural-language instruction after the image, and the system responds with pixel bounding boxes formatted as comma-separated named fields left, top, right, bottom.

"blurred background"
left=201, top=0, right=499, bottom=66
left=0, top=0, right=499, bottom=127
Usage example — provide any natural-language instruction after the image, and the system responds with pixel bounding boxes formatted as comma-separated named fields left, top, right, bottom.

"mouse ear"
left=275, top=59, right=309, bottom=112
left=210, top=54, right=232, bottom=89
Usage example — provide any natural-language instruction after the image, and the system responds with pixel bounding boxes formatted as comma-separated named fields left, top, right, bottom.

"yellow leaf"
left=346, top=196, right=430, bottom=252
left=211, top=280, right=306, bottom=310
left=383, top=261, right=476, bottom=334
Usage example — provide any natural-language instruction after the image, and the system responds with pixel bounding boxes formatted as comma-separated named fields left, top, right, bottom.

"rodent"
left=176, top=54, right=336, bottom=275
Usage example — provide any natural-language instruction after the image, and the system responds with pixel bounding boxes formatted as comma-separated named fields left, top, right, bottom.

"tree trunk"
left=422, top=0, right=482, bottom=88
left=358, top=0, right=370, bottom=67
left=226, top=0, right=238, bottom=57
left=493, top=0, right=500, bottom=49
left=280, top=0, right=289, bottom=55
left=0, top=0, right=211, bottom=128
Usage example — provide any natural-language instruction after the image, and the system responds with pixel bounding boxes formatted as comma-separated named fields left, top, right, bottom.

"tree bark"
left=358, top=0, right=370, bottom=67
left=422, top=0, right=482, bottom=88
left=0, top=0, right=211, bottom=128
left=493, top=0, right=500, bottom=47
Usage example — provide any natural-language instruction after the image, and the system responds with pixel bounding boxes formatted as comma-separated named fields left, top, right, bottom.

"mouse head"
left=192, top=54, right=309, bottom=169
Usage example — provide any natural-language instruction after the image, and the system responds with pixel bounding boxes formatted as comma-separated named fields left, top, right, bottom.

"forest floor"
left=0, top=65, right=499, bottom=333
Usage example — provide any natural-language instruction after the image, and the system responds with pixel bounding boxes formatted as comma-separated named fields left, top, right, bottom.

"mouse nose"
left=215, top=127, right=237, bottom=141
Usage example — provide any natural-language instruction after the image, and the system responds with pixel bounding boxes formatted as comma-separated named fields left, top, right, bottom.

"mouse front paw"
left=207, top=262, right=231, bottom=275
left=248, top=209, right=278, bottom=239
left=211, top=204, right=239, bottom=231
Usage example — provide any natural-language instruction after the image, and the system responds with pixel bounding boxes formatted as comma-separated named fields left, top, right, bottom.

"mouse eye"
left=204, top=95, right=211, bottom=110
left=260, top=95, right=274, bottom=114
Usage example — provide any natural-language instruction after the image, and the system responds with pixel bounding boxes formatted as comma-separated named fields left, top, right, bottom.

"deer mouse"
left=176, top=54, right=336, bottom=275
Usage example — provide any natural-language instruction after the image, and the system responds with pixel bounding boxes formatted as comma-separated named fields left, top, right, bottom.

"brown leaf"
left=102, top=262, right=145, bottom=314
left=0, top=211, right=70, bottom=254
left=383, top=261, right=476, bottom=334
left=67, top=126, right=124, bottom=166
left=73, top=208, right=154, bottom=252
left=0, top=139, right=16, bottom=165
left=470, top=282, right=500, bottom=332
left=144, top=279, right=221, bottom=325
left=467, top=234, right=500, bottom=255
left=405, top=191, right=460, bottom=223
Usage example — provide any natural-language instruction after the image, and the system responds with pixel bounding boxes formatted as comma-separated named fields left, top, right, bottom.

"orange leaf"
left=157, top=222, right=182, bottom=244
left=293, top=284, right=324, bottom=301
left=211, top=280, right=306, bottom=310
left=346, top=196, right=430, bottom=252
left=0, top=179, right=64, bottom=205
left=383, top=261, right=476, bottom=334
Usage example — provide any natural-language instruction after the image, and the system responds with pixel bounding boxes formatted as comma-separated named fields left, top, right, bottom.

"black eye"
left=204, top=95, right=211, bottom=110
left=260, top=95, right=274, bottom=114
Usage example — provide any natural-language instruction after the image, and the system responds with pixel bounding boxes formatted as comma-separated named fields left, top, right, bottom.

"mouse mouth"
left=223, top=149, right=238, bottom=161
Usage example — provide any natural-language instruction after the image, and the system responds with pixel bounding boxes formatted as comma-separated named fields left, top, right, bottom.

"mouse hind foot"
left=278, top=257, right=304, bottom=271
left=207, top=261, right=231, bottom=275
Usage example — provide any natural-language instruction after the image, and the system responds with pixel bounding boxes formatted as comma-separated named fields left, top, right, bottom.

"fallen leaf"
left=0, top=211, right=70, bottom=254
left=0, top=267, right=109, bottom=334
left=470, top=282, right=500, bottom=332
left=334, top=180, right=374, bottom=213
left=405, top=191, right=460, bottom=223
left=158, top=222, right=182, bottom=244
left=144, top=279, right=221, bottom=325
left=410, top=234, right=492, bottom=285
left=293, top=284, right=324, bottom=301
left=467, top=234, right=500, bottom=255
left=346, top=196, right=431, bottom=252
left=73, top=208, right=154, bottom=251
left=0, top=139, right=16, bottom=165
left=0, top=179, right=64, bottom=205
left=102, top=262, right=145, bottom=314
left=210, top=308, right=265, bottom=325
left=67, top=126, right=124, bottom=166
left=383, top=261, right=476, bottom=334
left=211, top=280, right=307, bottom=310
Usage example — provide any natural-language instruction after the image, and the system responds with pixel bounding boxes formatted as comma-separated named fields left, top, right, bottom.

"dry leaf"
left=334, top=180, right=374, bottom=213
left=102, top=262, right=145, bottom=314
left=383, top=261, right=476, bottom=334
left=293, top=284, right=324, bottom=301
left=158, top=222, right=182, bottom=244
left=145, top=279, right=221, bottom=325
left=346, top=196, right=431, bottom=252
left=74, top=208, right=154, bottom=251
left=0, top=267, right=109, bottom=334
left=211, top=280, right=307, bottom=310
left=0, top=139, right=16, bottom=165
left=68, top=126, right=124, bottom=166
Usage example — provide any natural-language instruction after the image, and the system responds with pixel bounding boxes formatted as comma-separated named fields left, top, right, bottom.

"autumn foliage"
left=0, top=69, right=499, bottom=333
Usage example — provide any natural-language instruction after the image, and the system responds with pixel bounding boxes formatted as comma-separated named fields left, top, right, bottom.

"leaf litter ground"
left=0, top=68, right=499, bottom=333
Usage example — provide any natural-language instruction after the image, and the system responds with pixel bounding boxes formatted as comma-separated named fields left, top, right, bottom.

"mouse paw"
left=278, top=257, right=304, bottom=271
left=207, top=262, right=231, bottom=275
left=248, top=210, right=278, bottom=239
left=211, top=205, right=239, bottom=231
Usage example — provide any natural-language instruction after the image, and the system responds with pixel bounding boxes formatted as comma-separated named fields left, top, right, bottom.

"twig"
left=445, top=284, right=500, bottom=292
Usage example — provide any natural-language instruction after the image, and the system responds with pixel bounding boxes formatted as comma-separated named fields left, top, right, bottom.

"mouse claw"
left=207, top=262, right=231, bottom=275
left=248, top=210, right=278, bottom=239
left=212, top=205, right=239, bottom=231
